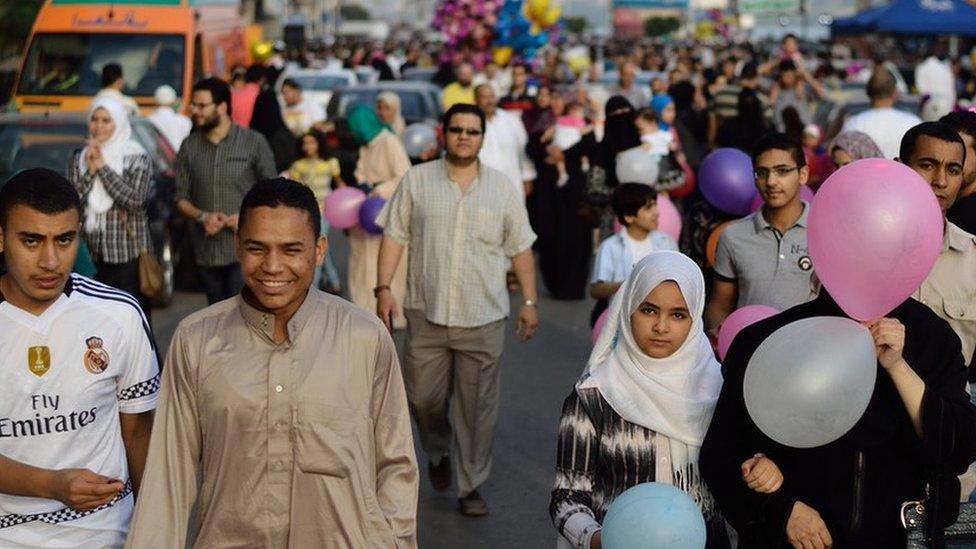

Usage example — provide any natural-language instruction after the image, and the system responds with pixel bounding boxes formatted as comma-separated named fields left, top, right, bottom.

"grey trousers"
left=403, top=309, right=506, bottom=498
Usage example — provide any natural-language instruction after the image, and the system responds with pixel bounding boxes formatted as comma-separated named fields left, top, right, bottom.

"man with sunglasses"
left=705, top=132, right=817, bottom=340
left=175, top=77, right=277, bottom=305
left=375, top=103, right=539, bottom=517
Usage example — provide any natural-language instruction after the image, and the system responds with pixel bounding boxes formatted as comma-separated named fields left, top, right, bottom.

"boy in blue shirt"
left=589, top=183, right=678, bottom=324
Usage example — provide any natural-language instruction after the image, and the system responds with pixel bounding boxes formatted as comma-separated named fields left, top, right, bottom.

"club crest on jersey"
left=28, top=346, right=51, bottom=377
left=84, top=337, right=109, bottom=374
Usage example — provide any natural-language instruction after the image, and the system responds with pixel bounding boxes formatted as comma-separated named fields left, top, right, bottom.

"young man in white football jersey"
left=0, top=168, right=158, bottom=548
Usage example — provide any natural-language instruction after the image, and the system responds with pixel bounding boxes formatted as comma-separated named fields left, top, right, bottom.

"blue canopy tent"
left=831, top=5, right=887, bottom=35
left=832, top=0, right=976, bottom=36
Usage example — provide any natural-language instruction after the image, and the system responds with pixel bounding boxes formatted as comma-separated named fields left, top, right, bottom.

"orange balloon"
left=706, top=221, right=732, bottom=268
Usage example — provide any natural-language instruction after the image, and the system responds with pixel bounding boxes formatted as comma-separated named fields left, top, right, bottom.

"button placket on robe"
left=268, top=345, right=292, bottom=486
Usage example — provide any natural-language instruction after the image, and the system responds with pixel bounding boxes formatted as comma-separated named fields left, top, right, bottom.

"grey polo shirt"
left=714, top=201, right=816, bottom=310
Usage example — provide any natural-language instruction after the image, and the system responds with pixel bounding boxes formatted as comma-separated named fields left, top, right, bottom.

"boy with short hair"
left=589, top=183, right=678, bottom=324
left=705, top=132, right=817, bottom=340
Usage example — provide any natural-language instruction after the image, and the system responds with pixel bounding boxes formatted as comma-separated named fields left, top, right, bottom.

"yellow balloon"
left=540, top=5, right=561, bottom=27
left=251, top=41, right=273, bottom=63
left=493, top=46, right=513, bottom=67
left=530, top=23, right=542, bottom=35
left=568, top=55, right=590, bottom=75
left=528, top=0, right=550, bottom=21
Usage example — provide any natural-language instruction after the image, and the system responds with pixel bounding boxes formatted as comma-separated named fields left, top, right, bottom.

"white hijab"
left=578, top=251, right=723, bottom=494
left=78, top=97, right=146, bottom=233
left=377, top=91, right=406, bottom=136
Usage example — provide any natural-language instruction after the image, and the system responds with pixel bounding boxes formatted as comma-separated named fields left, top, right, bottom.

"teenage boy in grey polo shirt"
left=705, top=132, right=817, bottom=340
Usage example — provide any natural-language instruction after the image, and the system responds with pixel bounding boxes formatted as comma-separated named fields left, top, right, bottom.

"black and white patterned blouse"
left=550, top=387, right=730, bottom=549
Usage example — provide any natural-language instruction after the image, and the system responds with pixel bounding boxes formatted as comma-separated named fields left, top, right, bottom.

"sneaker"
left=428, top=457, right=451, bottom=492
left=458, top=490, right=489, bottom=517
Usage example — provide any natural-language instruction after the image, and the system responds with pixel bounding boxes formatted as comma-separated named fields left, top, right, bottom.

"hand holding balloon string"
left=741, top=453, right=783, bottom=494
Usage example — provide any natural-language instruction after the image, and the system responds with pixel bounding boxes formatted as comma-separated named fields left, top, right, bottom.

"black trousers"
left=93, top=259, right=152, bottom=326
left=197, top=263, right=243, bottom=305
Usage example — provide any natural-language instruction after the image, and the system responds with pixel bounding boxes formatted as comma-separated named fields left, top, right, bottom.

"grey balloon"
left=615, top=147, right=660, bottom=186
left=402, top=123, right=438, bottom=159
left=743, top=316, right=877, bottom=449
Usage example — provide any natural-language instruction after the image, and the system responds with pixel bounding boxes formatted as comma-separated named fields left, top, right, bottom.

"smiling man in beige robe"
left=126, top=178, right=418, bottom=548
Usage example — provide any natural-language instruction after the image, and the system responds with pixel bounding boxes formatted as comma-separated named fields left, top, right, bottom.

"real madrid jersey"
left=0, top=274, right=159, bottom=548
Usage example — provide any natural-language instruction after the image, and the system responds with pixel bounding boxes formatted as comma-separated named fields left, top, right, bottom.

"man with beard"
left=175, top=77, right=277, bottom=304
left=442, top=62, right=477, bottom=110
left=941, top=111, right=976, bottom=235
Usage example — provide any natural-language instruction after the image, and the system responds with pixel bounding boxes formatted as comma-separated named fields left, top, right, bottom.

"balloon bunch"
left=492, top=0, right=561, bottom=63
left=433, top=0, right=503, bottom=68
left=323, top=188, right=388, bottom=236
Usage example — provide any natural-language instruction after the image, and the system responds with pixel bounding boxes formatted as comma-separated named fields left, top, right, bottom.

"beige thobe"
left=125, top=290, right=418, bottom=548
left=348, top=130, right=411, bottom=328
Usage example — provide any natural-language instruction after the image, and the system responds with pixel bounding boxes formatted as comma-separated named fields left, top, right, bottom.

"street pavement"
left=151, top=229, right=596, bottom=548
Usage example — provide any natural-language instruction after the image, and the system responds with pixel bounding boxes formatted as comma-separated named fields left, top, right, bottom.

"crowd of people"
left=0, top=30, right=975, bottom=549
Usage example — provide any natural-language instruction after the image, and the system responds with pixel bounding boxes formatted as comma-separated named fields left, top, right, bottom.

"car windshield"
left=18, top=33, right=185, bottom=97
left=334, top=90, right=429, bottom=120
left=291, top=75, right=351, bottom=91
left=0, top=121, right=87, bottom=181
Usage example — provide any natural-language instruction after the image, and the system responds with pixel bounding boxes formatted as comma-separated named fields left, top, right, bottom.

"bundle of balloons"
left=741, top=159, right=943, bottom=449
left=493, top=0, right=562, bottom=64
left=323, top=188, right=387, bottom=235
left=433, top=0, right=561, bottom=67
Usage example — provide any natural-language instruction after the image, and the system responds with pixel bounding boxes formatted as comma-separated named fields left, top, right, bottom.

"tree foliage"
left=643, top=16, right=680, bottom=38
left=339, top=5, right=372, bottom=21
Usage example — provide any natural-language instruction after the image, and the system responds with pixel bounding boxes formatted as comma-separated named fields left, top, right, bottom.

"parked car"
left=325, top=82, right=444, bottom=182
left=275, top=68, right=358, bottom=114
left=354, top=66, right=379, bottom=85
left=0, top=112, right=179, bottom=307
left=401, top=67, right=437, bottom=83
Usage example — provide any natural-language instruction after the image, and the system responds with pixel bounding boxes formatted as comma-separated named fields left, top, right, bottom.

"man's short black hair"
left=940, top=111, right=976, bottom=144
left=244, top=64, right=267, bottom=84
left=192, top=77, right=232, bottom=116
left=778, top=59, right=797, bottom=73
left=752, top=132, right=806, bottom=168
left=611, top=183, right=657, bottom=225
left=281, top=78, right=301, bottom=91
left=0, top=168, right=82, bottom=229
left=899, top=121, right=966, bottom=166
left=739, top=61, right=759, bottom=81
left=239, top=177, right=321, bottom=236
left=442, top=103, right=486, bottom=133
left=101, top=63, right=123, bottom=88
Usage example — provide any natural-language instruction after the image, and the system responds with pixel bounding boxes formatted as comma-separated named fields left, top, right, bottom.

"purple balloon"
left=358, top=196, right=387, bottom=235
left=808, top=159, right=943, bottom=320
left=699, top=148, right=758, bottom=215
left=749, top=185, right=815, bottom=212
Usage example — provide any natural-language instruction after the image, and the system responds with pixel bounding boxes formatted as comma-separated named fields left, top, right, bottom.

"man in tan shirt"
left=900, top=122, right=976, bottom=499
left=127, top=179, right=418, bottom=548
left=376, top=103, right=539, bottom=517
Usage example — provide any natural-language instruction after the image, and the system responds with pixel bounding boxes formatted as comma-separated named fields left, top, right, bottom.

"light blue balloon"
left=602, top=483, right=706, bottom=549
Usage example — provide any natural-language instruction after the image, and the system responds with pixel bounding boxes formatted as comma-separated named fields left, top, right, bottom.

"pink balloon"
left=592, top=309, right=610, bottom=345
left=613, top=218, right=622, bottom=234
left=749, top=185, right=815, bottom=213
left=717, top=304, right=779, bottom=360
left=324, top=187, right=366, bottom=230
left=808, top=159, right=943, bottom=321
left=657, top=193, right=682, bottom=242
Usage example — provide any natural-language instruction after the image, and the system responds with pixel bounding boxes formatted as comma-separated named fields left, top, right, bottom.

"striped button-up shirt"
left=175, top=125, right=277, bottom=267
left=68, top=149, right=153, bottom=264
left=379, top=159, right=536, bottom=328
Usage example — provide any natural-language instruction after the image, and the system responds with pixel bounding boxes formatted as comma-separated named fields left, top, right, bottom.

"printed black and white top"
left=550, top=387, right=730, bottom=549
left=0, top=274, right=159, bottom=548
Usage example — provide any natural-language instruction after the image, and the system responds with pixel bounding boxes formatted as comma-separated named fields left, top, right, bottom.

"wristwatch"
left=524, top=299, right=537, bottom=307
left=196, top=211, right=207, bottom=224
left=373, top=285, right=391, bottom=298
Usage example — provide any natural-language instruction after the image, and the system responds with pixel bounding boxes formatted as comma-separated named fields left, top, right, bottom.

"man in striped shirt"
left=376, top=103, right=539, bottom=517
left=175, top=77, right=277, bottom=305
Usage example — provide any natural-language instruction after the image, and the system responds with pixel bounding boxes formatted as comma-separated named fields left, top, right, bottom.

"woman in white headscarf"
left=376, top=91, right=406, bottom=137
left=550, top=251, right=732, bottom=549
left=68, top=96, right=155, bottom=320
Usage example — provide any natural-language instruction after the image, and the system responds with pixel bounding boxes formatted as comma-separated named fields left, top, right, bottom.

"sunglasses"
left=446, top=126, right=483, bottom=137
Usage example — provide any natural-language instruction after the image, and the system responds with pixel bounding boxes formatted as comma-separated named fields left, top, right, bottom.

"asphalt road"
left=151, top=229, right=595, bottom=548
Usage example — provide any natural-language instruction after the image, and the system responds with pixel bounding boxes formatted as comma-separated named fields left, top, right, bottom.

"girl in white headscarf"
left=68, top=96, right=155, bottom=318
left=550, top=251, right=730, bottom=549
left=376, top=91, right=406, bottom=136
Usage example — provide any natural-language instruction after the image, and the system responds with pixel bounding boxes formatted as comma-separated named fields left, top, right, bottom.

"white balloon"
left=743, top=316, right=877, bottom=449
left=615, top=147, right=660, bottom=186
left=402, top=123, right=437, bottom=158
